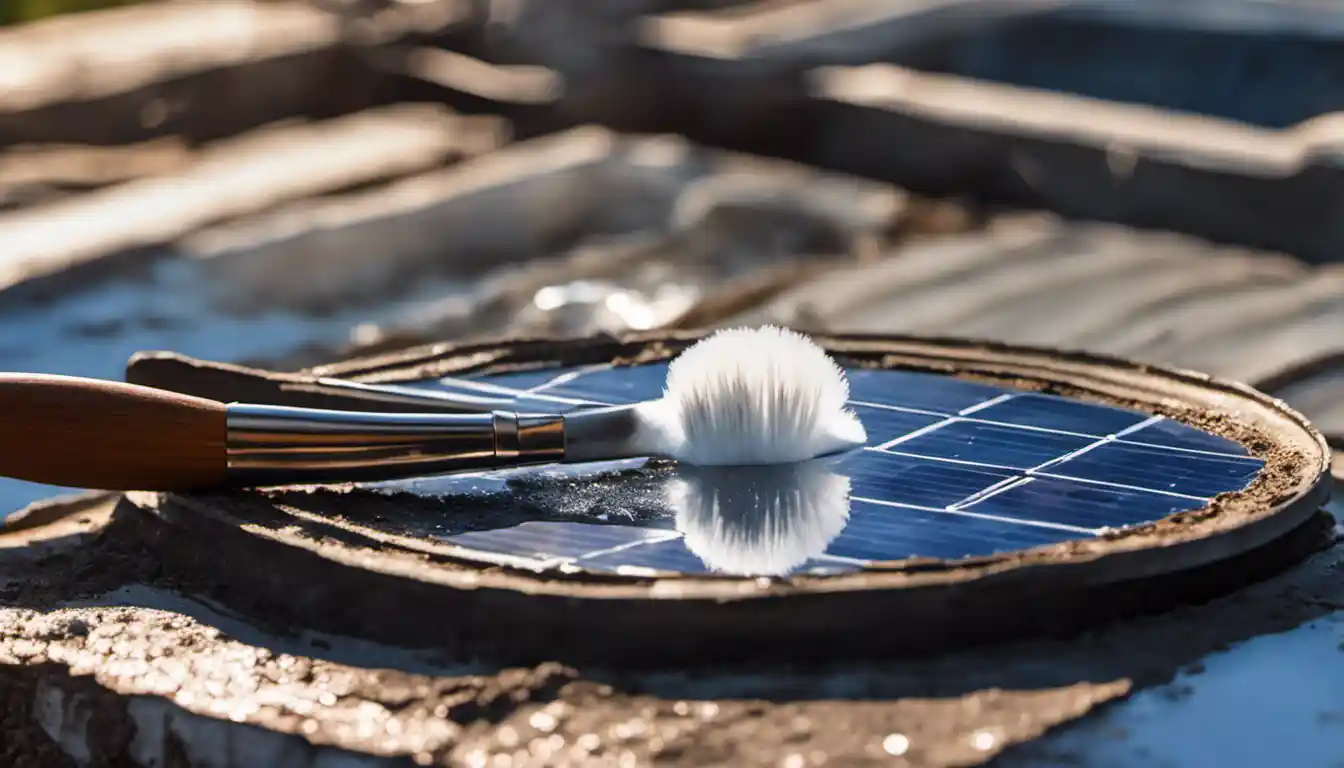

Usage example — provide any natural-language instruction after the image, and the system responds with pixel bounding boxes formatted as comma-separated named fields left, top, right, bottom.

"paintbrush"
left=0, top=327, right=867, bottom=491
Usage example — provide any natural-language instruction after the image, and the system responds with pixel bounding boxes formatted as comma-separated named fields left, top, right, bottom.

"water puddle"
left=1004, top=497, right=1344, bottom=767
left=1007, top=611, right=1344, bottom=767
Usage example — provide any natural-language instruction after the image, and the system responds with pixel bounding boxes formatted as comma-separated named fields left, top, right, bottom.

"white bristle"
left=637, top=326, right=867, bottom=466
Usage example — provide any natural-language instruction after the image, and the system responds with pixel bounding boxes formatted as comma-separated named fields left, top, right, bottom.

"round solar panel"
left=127, top=332, right=1331, bottom=666
left=361, top=362, right=1266, bottom=577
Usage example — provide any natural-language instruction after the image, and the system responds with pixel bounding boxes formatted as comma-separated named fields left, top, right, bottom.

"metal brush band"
left=223, top=404, right=565, bottom=487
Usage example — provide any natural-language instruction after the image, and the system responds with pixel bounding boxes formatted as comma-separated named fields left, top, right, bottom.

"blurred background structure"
left=0, top=1, right=1342, bottom=766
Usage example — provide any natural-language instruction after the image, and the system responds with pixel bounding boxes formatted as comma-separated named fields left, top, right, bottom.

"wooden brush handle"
left=0, top=373, right=228, bottom=491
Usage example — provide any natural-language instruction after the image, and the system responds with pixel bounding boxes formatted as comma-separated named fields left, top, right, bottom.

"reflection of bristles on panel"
left=673, top=460, right=852, bottom=577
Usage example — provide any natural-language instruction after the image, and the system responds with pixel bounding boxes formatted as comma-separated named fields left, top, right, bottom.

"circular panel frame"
left=127, top=331, right=1332, bottom=666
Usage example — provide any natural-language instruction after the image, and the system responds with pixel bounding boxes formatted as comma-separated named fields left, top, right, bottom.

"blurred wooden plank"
left=0, top=104, right=506, bottom=296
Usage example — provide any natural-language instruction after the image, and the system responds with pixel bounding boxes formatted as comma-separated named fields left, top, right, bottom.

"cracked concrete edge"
left=0, top=606, right=1133, bottom=768
left=0, top=492, right=1135, bottom=768
left=0, top=489, right=1318, bottom=767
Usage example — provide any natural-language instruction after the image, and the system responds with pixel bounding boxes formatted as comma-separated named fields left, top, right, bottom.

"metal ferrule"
left=224, top=404, right=565, bottom=487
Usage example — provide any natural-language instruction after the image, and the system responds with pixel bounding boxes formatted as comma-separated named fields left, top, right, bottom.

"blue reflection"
left=351, top=361, right=1266, bottom=574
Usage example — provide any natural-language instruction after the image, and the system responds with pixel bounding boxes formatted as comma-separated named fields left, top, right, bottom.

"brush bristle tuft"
left=654, top=326, right=867, bottom=465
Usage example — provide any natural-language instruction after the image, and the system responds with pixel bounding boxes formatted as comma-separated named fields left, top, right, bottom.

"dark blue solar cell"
left=460, top=366, right=593, bottom=391
left=1049, top=441, right=1263, bottom=498
left=1119, top=417, right=1250, bottom=456
left=885, top=421, right=1094, bottom=470
left=446, top=522, right=675, bottom=562
left=549, top=364, right=670, bottom=404
left=847, top=454, right=1016, bottom=508
left=382, top=360, right=1267, bottom=574
left=426, top=379, right=597, bottom=414
left=826, top=500, right=1081, bottom=560
left=848, top=404, right=945, bottom=444
left=848, top=369, right=1009, bottom=414
left=577, top=539, right=866, bottom=576
left=973, top=393, right=1148, bottom=435
left=578, top=537, right=713, bottom=573
left=510, top=393, right=598, bottom=413
left=964, top=476, right=1201, bottom=530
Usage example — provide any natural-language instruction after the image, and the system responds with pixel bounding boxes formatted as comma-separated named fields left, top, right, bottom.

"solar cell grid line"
left=445, top=522, right=682, bottom=565
left=843, top=399, right=1254, bottom=459
left=847, top=494, right=1100, bottom=534
left=406, top=361, right=1268, bottom=570
left=848, top=404, right=946, bottom=442
left=1027, top=469, right=1212, bottom=501
left=580, top=538, right=722, bottom=574
left=1111, top=436, right=1255, bottom=459
left=867, top=409, right=1240, bottom=501
left=525, top=363, right=617, bottom=393
left=871, top=390, right=1022, bottom=451
left=438, top=364, right=1254, bottom=460
left=1049, top=442, right=1264, bottom=499
left=459, top=366, right=595, bottom=391
left=430, top=369, right=1255, bottom=504
left=892, top=422, right=1097, bottom=469
left=958, top=392, right=1018, bottom=415
left=854, top=426, right=1180, bottom=537
left=561, top=530, right=684, bottom=564
left=1119, top=416, right=1253, bottom=456
left=855, top=399, right=1104, bottom=439
left=436, top=376, right=608, bottom=408
left=949, top=474, right=1035, bottom=510
left=1027, top=414, right=1165, bottom=474
left=972, top=392, right=1148, bottom=435
left=828, top=500, right=1086, bottom=561
left=428, top=369, right=1262, bottom=497
left=865, top=447, right=1213, bottom=502
left=967, top=476, right=1200, bottom=530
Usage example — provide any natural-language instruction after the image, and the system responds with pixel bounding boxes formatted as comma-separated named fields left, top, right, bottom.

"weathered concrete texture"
left=632, top=0, right=1344, bottom=262
left=0, top=603, right=1129, bottom=768
left=1, top=493, right=1339, bottom=767
left=0, top=496, right=1133, bottom=767
left=725, top=213, right=1344, bottom=442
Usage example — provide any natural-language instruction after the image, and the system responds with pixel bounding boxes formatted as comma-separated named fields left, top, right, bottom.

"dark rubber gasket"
left=123, top=331, right=1332, bottom=666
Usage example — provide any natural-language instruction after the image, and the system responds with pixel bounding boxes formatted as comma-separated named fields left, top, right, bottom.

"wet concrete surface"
left=1003, top=493, right=1344, bottom=767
